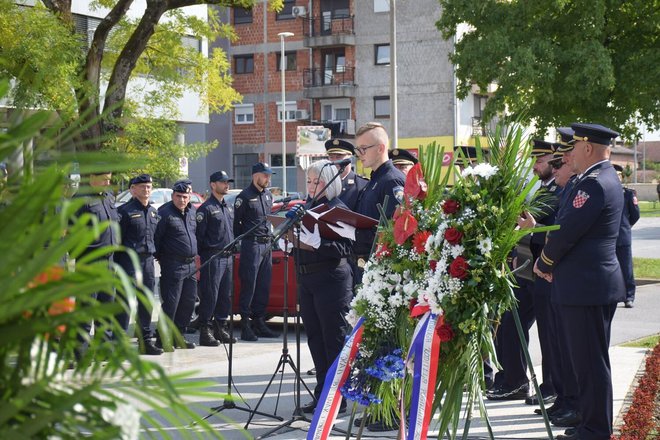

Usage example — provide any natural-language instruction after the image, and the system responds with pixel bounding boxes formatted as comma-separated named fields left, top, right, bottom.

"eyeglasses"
left=355, top=144, right=379, bottom=155
left=550, top=161, right=564, bottom=170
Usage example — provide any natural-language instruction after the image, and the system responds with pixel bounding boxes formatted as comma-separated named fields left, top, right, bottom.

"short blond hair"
left=356, top=122, right=389, bottom=147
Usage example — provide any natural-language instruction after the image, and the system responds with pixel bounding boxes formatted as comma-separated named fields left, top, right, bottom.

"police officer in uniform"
left=76, top=171, right=119, bottom=346
left=324, top=138, right=368, bottom=211
left=116, top=174, right=162, bottom=355
left=154, top=180, right=198, bottom=350
left=389, top=148, right=418, bottom=176
left=297, top=159, right=353, bottom=415
left=196, top=171, right=237, bottom=346
left=234, top=163, right=279, bottom=341
left=352, top=123, right=405, bottom=282
left=612, top=164, right=640, bottom=308
left=535, top=123, right=625, bottom=440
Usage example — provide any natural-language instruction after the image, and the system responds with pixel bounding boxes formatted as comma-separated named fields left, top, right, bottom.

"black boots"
left=241, top=315, right=258, bottom=341
left=252, top=317, right=279, bottom=338
left=213, top=320, right=237, bottom=344
left=199, top=323, right=220, bottom=347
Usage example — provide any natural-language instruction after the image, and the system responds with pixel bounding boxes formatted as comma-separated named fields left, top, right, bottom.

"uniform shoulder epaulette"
left=585, top=169, right=601, bottom=179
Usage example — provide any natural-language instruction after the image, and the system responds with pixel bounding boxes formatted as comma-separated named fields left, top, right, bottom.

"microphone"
left=272, top=204, right=306, bottom=242
left=277, top=196, right=293, bottom=204
left=331, top=158, right=352, bottom=167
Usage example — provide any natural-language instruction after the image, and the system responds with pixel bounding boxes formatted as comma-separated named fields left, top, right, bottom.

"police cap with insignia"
left=548, top=143, right=565, bottom=166
left=252, top=162, right=275, bottom=175
left=556, top=127, right=576, bottom=152
left=571, top=123, right=620, bottom=146
left=129, top=173, right=152, bottom=186
left=172, top=179, right=192, bottom=194
left=531, top=139, right=554, bottom=157
left=324, top=138, right=355, bottom=155
left=210, top=170, right=234, bottom=183
left=389, top=148, right=418, bottom=166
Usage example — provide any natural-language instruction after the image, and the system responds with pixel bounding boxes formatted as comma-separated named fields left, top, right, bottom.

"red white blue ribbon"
left=307, top=317, right=364, bottom=440
left=400, top=309, right=442, bottom=440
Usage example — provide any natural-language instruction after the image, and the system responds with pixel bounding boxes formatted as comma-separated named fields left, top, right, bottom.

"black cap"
left=389, top=148, right=418, bottom=166
left=252, top=162, right=275, bottom=175
left=172, top=179, right=192, bottom=194
left=129, top=174, right=152, bottom=186
left=531, top=140, right=555, bottom=157
left=556, top=127, right=576, bottom=152
left=324, top=139, right=355, bottom=155
left=210, top=171, right=234, bottom=182
left=571, top=123, right=620, bottom=146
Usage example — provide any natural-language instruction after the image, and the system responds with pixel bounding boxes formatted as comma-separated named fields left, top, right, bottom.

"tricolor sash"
left=307, top=317, right=365, bottom=440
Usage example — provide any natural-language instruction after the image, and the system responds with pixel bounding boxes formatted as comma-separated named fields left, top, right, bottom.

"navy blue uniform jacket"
left=155, top=201, right=197, bottom=259
left=617, top=187, right=640, bottom=247
left=117, top=197, right=158, bottom=255
left=196, top=195, right=234, bottom=253
left=233, top=183, right=273, bottom=239
left=76, top=191, right=119, bottom=257
left=538, top=161, right=625, bottom=305
left=339, top=170, right=369, bottom=211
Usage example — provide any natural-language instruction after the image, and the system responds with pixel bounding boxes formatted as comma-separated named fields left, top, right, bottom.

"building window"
left=234, top=54, right=254, bottom=74
left=234, top=104, right=254, bottom=124
left=270, top=153, right=297, bottom=194
left=233, top=153, right=259, bottom=189
left=374, top=0, right=390, bottom=13
left=374, top=96, right=390, bottom=118
left=474, top=94, right=488, bottom=118
left=276, top=0, right=295, bottom=20
left=375, top=44, right=390, bottom=65
left=276, top=51, right=297, bottom=71
left=234, top=7, right=253, bottom=24
left=277, top=101, right=298, bottom=122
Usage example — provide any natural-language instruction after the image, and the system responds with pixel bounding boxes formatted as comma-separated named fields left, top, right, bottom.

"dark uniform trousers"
left=115, top=253, right=156, bottom=337
left=494, top=278, right=535, bottom=389
left=299, top=262, right=353, bottom=399
left=561, top=304, right=617, bottom=440
left=159, top=258, right=197, bottom=331
left=532, top=277, right=557, bottom=396
left=238, top=239, right=271, bottom=318
left=81, top=256, right=116, bottom=342
left=616, top=245, right=635, bottom=302
left=199, top=252, right=232, bottom=322
left=549, top=300, right=580, bottom=412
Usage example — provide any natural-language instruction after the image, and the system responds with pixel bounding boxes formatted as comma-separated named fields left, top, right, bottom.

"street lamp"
left=278, top=31, right=294, bottom=195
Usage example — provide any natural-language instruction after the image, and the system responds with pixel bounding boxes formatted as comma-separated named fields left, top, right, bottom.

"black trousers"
left=199, top=252, right=232, bottom=323
left=616, top=245, right=635, bottom=302
left=158, top=259, right=197, bottom=331
left=238, top=240, right=271, bottom=318
left=549, top=300, right=579, bottom=412
left=299, top=263, right=353, bottom=399
left=116, top=254, right=156, bottom=338
left=561, top=304, right=617, bottom=440
left=533, top=277, right=558, bottom=396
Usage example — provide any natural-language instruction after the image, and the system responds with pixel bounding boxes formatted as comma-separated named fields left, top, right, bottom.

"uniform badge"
left=150, top=211, right=156, bottom=217
left=572, top=190, right=590, bottom=208
left=348, top=179, right=354, bottom=184
left=393, top=185, right=404, bottom=204
left=196, top=213, right=204, bottom=222
left=235, top=198, right=243, bottom=208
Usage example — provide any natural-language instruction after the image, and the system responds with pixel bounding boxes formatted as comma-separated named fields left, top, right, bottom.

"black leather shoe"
left=301, top=401, right=316, bottom=414
left=486, top=383, right=529, bottom=401
left=140, top=339, right=164, bottom=355
left=534, top=402, right=562, bottom=416
left=252, top=318, right=279, bottom=338
left=240, top=315, right=258, bottom=341
left=624, top=300, right=634, bottom=308
left=154, top=337, right=174, bottom=352
left=526, top=393, right=557, bottom=405
left=551, top=410, right=581, bottom=427
left=555, top=430, right=580, bottom=440
left=173, top=338, right=196, bottom=349
left=367, top=417, right=400, bottom=432
left=354, top=416, right=371, bottom=427
left=307, top=367, right=316, bottom=376
left=199, top=324, right=219, bottom=347
left=213, top=320, right=237, bottom=344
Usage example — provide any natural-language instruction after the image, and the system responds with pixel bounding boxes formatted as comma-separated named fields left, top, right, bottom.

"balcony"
left=303, top=67, right=356, bottom=99
left=311, top=119, right=356, bottom=137
left=302, top=16, right=355, bottom=48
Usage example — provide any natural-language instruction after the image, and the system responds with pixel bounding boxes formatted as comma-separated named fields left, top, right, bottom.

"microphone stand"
left=197, top=221, right=283, bottom=424
left=251, top=162, right=350, bottom=439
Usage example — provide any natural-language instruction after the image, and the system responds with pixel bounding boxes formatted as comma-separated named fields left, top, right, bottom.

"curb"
left=613, top=347, right=649, bottom=435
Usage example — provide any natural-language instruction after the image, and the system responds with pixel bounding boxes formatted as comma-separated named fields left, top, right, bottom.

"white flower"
left=478, top=237, right=493, bottom=255
left=472, top=163, right=499, bottom=179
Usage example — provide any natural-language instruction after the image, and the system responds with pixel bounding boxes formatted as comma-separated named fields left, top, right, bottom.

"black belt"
left=246, top=236, right=271, bottom=244
left=298, top=258, right=347, bottom=275
left=170, top=255, right=195, bottom=263
left=137, top=252, right=154, bottom=259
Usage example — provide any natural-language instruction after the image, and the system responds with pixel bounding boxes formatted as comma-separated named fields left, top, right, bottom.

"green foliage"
left=0, top=80, right=225, bottom=438
left=437, top=0, right=660, bottom=140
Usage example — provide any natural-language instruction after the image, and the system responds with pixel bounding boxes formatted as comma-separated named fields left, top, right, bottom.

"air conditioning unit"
left=295, top=109, right=310, bottom=120
left=292, top=6, right=307, bottom=17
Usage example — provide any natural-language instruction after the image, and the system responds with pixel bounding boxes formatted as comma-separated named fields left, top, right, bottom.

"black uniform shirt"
left=339, top=170, right=369, bottom=211
left=233, top=183, right=273, bottom=239
left=354, top=160, right=405, bottom=255
left=196, top=194, right=234, bottom=253
left=76, top=191, right=119, bottom=257
left=117, top=197, right=158, bottom=255
left=155, top=201, right=197, bottom=259
left=296, top=196, right=354, bottom=265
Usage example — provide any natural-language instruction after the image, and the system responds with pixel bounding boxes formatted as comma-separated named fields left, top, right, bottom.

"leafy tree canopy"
left=437, top=0, right=660, bottom=140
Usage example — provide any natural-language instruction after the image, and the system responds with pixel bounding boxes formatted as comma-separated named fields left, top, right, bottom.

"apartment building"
left=202, top=0, right=495, bottom=193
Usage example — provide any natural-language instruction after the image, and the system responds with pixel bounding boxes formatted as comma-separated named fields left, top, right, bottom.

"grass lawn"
left=621, top=334, right=660, bottom=348
left=639, top=200, right=660, bottom=217
left=634, top=258, right=660, bottom=280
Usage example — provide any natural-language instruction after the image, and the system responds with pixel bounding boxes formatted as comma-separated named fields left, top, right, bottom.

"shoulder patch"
left=196, top=212, right=204, bottom=222
left=572, top=190, right=590, bottom=208
left=393, top=185, right=404, bottom=204
left=235, top=198, right=243, bottom=209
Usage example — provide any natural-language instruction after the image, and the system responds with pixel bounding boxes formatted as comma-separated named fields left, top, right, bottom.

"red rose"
left=442, top=199, right=460, bottom=215
left=429, top=260, right=437, bottom=272
left=437, top=323, right=454, bottom=342
left=412, top=230, right=431, bottom=254
left=444, top=227, right=463, bottom=245
left=448, top=256, right=469, bottom=279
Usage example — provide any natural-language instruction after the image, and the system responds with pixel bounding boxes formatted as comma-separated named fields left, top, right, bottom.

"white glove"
left=326, top=221, right=356, bottom=240
left=299, top=224, right=321, bottom=249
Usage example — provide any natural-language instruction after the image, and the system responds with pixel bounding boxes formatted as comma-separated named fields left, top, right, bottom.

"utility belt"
left=245, top=236, right=271, bottom=244
left=298, top=258, right=347, bottom=275
left=350, top=254, right=370, bottom=269
left=169, top=255, right=196, bottom=263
